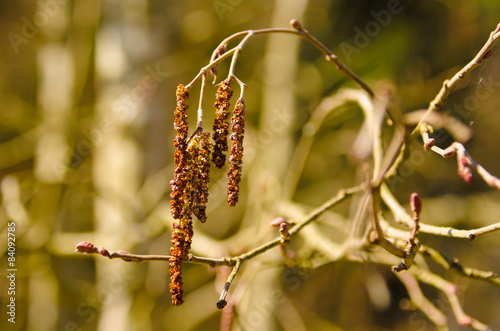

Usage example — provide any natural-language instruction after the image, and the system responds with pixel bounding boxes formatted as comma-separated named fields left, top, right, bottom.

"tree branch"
left=419, top=245, right=500, bottom=287
left=411, top=266, right=492, bottom=331
left=185, top=20, right=374, bottom=97
left=415, top=23, right=500, bottom=130
left=381, top=183, right=500, bottom=240
left=76, top=185, right=364, bottom=266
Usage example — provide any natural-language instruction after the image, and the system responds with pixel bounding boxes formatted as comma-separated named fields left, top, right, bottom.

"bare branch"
left=381, top=183, right=500, bottom=240
left=419, top=245, right=500, bottom=287
left=411, top=267, right=492, bottom=330
left=217, top=258, right=241, bottom=309
left=417, top=23, right=500, bottom=125
left=396, top=272, right=447, bottom=328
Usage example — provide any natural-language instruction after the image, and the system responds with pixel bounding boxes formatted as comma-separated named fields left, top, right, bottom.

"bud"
left=456, top=150, right=473, bottom=183
left=210, top=44, right=226, bottom=78
left=270, top=217, right=289, bottom=227
left=290, top=19, right=303, bottom=30
left=423, top=138, right=435, bottom=151
left=98, top=247, right=111, bottom=258
left=479, top=49, right=493, bottom=63
left=75, top=241, right=98, bottom=254
left=443, top=149, right=455, bottom=159
left=279, top=222, right=289, bottom=237
left=459, top=315, right=472, bottom=326
left=410, top=193, right=422, bottom=217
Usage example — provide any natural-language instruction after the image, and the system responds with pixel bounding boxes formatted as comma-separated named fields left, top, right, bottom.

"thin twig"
left=185, top=20, right=374, bottom=97
left=288, top=185, right=364, bottom=236
left=381, top=183, right=500, bottom=240
left=283, top=89, right=370, bottom=199
left=419, top=245, right=500, bottom=287
left=370, top=189, right=406, bottom=259
left=76, top=185, right=363, bottom=266
left=415, top=23, right=500, bottom=132
left=411, top=266, right=491, bottom=331
left=217, top=258, right=241, bottom=309
left=289, top=19, right=374, bottom=97
left=196, top=73, right=207, bottom=129
left=228, top=32, right=253, bottom=79
left=396, top=272, right=447, bottom=329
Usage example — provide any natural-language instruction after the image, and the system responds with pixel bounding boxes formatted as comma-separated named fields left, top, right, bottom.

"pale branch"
left=230, top=184, right=364, bottom=263
left=370, top=189, right=406, bottom=259
left=371, top=124, right=406, bottom=188
left=411, top=266, right=491, bottom=331
left=395, top=272, right=447, bottom=329
left=416, top=23, right=500, bottom=131
left=74, top=242, right=234, bottom=266
left=287, top=184, right=364, bottom=236
left=371, top=188, right=423, bottom=272
left=195, top=73, right=207, bottom=129
left=381, top=183, right=500, bottom=240
left=217, top=258, right=241, bottom=309
left=185, top=19, right=374, bottom=97
left=289, top=19, right=374, bottom=97
left=455, top=142, right=500, bottom=190
left=375, top=220, right=500, bottom=287
left=310, top=239, right=495, bottom=330
left=309, top=238, right=494, bottom=330
left=402, top=109, right=473, bottom=143
left=396, top=23, right=500, bottom=193
left=419, top=245, right=500, bottom=287
left=227, top=31, right=254, bottom=80
left=425, top=141, right=500, bottom=190
left=283, top=89, right=372, bottom=200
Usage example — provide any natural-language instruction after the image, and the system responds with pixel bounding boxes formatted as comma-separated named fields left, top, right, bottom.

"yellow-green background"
left=1, top=0, right=500, bottom=330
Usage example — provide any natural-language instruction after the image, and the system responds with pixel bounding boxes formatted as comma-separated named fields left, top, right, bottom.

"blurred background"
left=1, top=0, right=500, bottom=330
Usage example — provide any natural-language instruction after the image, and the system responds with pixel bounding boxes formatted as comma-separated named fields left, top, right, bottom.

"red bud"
left=410, top=193, right=422, bottom=217
left=98, top=247, right=111, bottom=258
left=75, top=241, right=98, bottom=254
left=423, top=138, right=435, bottom=151
left=279, top=223, right=289, bottom=237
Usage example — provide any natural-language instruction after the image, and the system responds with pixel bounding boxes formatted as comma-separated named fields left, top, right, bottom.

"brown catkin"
left=191, top=132, right=212, bottom=223
left=169, top=84, right=194, bottom=306
left=170, top=84, right=190, bottom=219
left=227, top=98, right=245, bottom=207
left=212, top=80, right=233, bottom=168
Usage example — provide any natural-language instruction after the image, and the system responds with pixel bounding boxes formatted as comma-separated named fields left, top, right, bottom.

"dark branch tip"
left=217, top=299, right=227, bottom=309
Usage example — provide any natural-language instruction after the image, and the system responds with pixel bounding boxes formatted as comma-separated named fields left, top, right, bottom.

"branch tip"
left=410, top=193, right=422, bottom=218
left=217, top=300, right=227, bottom=309
left=75, top=241, right=98, bottom=254
left=290, top=19, right=303, bottom=31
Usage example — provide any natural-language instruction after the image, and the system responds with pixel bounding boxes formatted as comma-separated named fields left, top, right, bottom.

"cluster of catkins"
left=169, top=80, right=245, bottom=305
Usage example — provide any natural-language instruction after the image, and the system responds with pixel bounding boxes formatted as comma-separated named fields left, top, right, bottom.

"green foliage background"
left=1, top=0, right=500, bottom=330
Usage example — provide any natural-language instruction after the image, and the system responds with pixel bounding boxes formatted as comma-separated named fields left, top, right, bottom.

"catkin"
left=227, top=98, right=245, bottom=206
left=212, top=80, right=233, bottom=168
left=191, top=132, right=212, bottom=223
left=169, top=84, right=193, bottom=306
left=170, top=84, right=190, bottom=220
